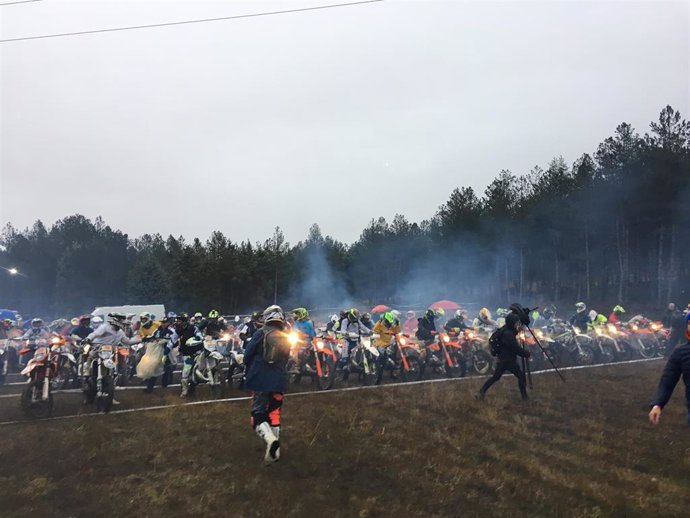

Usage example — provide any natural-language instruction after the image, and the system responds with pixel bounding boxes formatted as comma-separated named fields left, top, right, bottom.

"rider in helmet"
left=417, top=308, right=444, bottom=343
left=85, top=313, right=142, bottom=404
left=569, top=302, right=591, bottom=330
left=402, top=310, right=418, bottom=335
left=532, top=306, right=557, bottom=328
left=244, top=305, right=290, bottom=463
left=444, top=309, right=471, bottom=335
left=19, top=318, right=49, bottom=365
left=373, top=311, right=401, bottom=382
left=338, top=308, right=372, bottom=380
left=203, top=310, right=225, bottom=338
left=326, top=314, right=340, bottom=333
left=69, top=315, right=94, bottom=342
left=175, top=313, right=203, bottom=398
left=474, top=308, right=497, bottom=329
left=239, top=312, right=262, bottom=348
left=291, top=308, right=315, bottom=342
left=143, top=316, right=179, bottom=393
left=360, top=312, right=374, bottom=331
left=137, top=312, right=160, bottom=339
left=609, top=305, right=626, bottom=324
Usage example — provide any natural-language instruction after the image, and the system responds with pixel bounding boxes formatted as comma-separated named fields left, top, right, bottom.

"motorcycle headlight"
left=51, top=336, right=61, bottom=345
left=631, top=324, right=638, bottom=331
left=287, top=332, right=299, bottom=347
left=651, top=323, right=660, bottom=331
left=443, top=335, right=450, bottom=343
left=222, top=333, right=231, bottom=341
left=607, top=324, right=617, bottom=335
left=595, top=328, right=603, bottom=336
left=316, top=340, right=325, bottom=350
left=536, top=330, right=544, bottom=339
left=573, top=327, right=581, bottom=335
left=399, top=337, right=407, bottom=346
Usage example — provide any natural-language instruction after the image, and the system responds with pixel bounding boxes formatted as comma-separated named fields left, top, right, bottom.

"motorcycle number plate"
left=101, top=345, right=113, bottom=352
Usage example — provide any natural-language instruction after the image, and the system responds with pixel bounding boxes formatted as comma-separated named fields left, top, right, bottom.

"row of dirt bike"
left=1, top=316, right=668, bottom=418
left=0, top=332, right=248, bottom=418
left=284, top=317, right=670, bottom=390
left=523, top=318, right=669, bottom=370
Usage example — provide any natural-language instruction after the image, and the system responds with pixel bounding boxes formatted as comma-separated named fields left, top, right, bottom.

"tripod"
left=521, top=324, right=566, bottom=388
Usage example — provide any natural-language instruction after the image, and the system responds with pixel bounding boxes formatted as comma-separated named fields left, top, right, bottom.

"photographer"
left=476, top=311, right=530, bottom=401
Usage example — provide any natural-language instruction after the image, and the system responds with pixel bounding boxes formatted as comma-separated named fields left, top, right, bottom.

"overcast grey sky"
left=1, top=0, right=688, bottom=245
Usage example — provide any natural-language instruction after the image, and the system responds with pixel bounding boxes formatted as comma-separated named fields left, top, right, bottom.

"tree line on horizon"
left=1, top=105, right=689, bottom=319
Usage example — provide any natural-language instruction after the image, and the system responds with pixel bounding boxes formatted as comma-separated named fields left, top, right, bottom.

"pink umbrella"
left=429, top=300, right=461, bottom=311
left=371, top=304, right=390, bottom=314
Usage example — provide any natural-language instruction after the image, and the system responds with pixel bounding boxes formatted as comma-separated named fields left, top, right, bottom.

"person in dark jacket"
left=569, top=302, right=591, bottom=330
left=244, top=305, right=290, bottom=463
left=69, top=315, right=93, bottom=341
left=649, top=314, right=690, bottom=425
left=476, top=313, right=531, bottom=401
left=666, top=307, right=688, bottom=357
left=175, top=313, right=202, bottom=398
left=444, top=309, right=471, bottom=335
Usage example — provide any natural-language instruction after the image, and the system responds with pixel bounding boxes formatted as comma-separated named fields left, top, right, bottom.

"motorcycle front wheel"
left=21, top=378, right=53, bottom=419
left=316, top=355, right=335, bottom=390
left=96, top=374, right=115, bottom=413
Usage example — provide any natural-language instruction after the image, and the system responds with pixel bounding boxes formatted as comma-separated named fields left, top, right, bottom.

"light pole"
left=1, top=266, right=25, bottom=277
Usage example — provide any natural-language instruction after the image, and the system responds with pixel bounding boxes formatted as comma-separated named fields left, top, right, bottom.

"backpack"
left=261, top=327, right=290, bottom=364
left=489, top=326, right=505, bottom=357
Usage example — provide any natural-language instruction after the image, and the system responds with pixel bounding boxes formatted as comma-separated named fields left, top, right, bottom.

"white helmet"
left=107, top=312, right=127, bottom=329
left=92, top=315, right=104, bottom=325
left=263, top=305, right=285, bottom=324
left=575, top=302, right=586, bottom=313
left=329, top=314, right=339, bottom=324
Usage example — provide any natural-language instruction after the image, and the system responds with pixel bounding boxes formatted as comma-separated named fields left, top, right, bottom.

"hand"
left=649, top=405, right=662, bottom=425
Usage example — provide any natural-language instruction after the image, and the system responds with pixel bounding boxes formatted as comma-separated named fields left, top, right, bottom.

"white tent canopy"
left=91, top=304, right=166, bottom=322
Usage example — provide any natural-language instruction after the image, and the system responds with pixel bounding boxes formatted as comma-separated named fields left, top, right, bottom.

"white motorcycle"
left=83, top=342, right=118, bottom=413
left=348, top=333, right=380, bottom=386
left=187, top=336, right=225, bottom=395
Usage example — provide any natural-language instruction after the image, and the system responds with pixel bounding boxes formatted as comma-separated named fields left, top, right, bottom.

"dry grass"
left=0, top=362, right=689, bottom=517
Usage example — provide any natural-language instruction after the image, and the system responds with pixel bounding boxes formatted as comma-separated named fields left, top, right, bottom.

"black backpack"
left=261, top=327, right=290, bottom=364
left=489, top=326, right=505, bottom=357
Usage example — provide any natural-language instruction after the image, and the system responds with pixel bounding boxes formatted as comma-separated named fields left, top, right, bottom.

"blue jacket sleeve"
left=651, top=350, right=682, bottom=408
left=244, top=329, right=263, bottom=368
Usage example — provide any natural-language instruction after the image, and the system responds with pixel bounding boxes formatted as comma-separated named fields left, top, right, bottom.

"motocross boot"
left=256, top=422, right=280, bottom=463
left=180, top=379, right=189, bottom=398
left=271, top=426, right=280, bottom=439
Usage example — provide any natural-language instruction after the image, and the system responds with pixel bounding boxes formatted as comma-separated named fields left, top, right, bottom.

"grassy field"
left=0, top=361, right=688, bottom=517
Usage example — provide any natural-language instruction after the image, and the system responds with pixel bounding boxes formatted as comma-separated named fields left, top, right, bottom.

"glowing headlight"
left=222, top=333, right=231, bottom=341
left=443, top=335, right=450, bottom=343
left=607, top=324, right=617, bottom=335
left=651, top=323, right=660, bottom=331
left=631, top=324, right=638, bottom=331
left=536, top=330, right=544, bottom=339
left=399, top=337, right=407, bottom=346
left=595, top=328, right=603, bottom=336
left=467, top=332, right=474, bottom=339
left=316, top=340, right=325, bottom=350
left=287, top=332, right=299, bottom=346
left=51, top=336, right=61, bottom=344
left=573, top=327, right=581, bottom=334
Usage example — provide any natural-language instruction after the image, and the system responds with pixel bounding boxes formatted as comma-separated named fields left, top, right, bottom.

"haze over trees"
left=2, top=106, right=689, bottom=317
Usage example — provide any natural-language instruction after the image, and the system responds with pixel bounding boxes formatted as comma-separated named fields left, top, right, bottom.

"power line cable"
left=0, top=0, right=384, bottom=43
left=0, top=0, right=43, bottom=6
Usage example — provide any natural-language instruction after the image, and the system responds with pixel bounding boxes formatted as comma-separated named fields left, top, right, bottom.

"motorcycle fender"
left=21, top=363, right=36, bottom=377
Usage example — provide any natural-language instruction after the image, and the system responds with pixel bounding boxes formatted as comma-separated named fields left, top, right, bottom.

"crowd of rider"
left=1, top=299, right=688, bottom=392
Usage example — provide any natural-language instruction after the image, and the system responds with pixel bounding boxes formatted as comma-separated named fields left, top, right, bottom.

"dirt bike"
left=518, top=329, right=554, bottom=371
left=288, top=332, right=338, bottom=390
left=49, top=335, right=79, bottom=389
left=437, top=333, right=467, bottom=378
left=347, top=333, right=379, bottom=386
left=19, top=339, right=56, bottom=418
left=128, top=342, right=145, bottom=382
left=82, top=342, right=118, bottom=413
left=225, top=340, right=246, bottom=389
left=392, top=333, right=423, bottom=382
left=547, top=321, right=596, bottom=366
left=589, top=326, right=618, bottom=364
left=187, top=336, right=225, bottom=395
left=624, top=321, right=661, bottom=359
left=456, top=329, right=494, bottom=375
left=115, top=344, right=132, bottom=386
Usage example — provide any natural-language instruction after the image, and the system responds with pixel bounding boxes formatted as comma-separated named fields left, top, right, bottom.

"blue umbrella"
left=0, top=309, right=18, bottom=320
